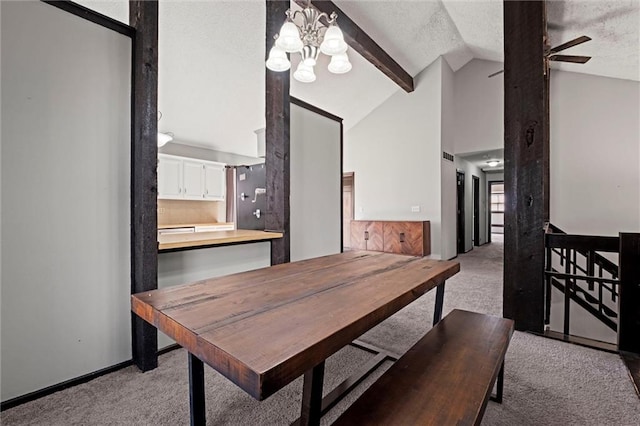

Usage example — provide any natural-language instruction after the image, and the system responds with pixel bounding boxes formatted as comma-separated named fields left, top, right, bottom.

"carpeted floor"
left=3, top=238, right=639, bottom=425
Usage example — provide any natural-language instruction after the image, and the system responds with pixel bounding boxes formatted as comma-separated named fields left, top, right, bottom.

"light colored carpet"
left=3, top=240, right=639, bottom=425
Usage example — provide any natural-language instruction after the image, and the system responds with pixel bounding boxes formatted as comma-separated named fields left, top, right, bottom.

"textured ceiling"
left=546, top=0, right=640, bottom=81
left=72, top=1, right=639, bottom=157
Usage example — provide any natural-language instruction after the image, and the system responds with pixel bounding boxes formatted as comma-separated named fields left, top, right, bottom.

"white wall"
left=453, top=59, right=504, bottom=155
left=290, top=104, right=342, bottom=261
left=454, top=58, right=640, bottom=237
left=1, top=1, right=131, bottom=401
left=344, top=59, right=444, bottom=257
left=440, top=59, right=457, bottom=260
left=550, top=71, right=640, bottom=235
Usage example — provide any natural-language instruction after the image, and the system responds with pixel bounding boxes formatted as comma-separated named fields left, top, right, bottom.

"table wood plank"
left=131, top=251, right=460, bottom=400
left=161, top=254, right=416, bottom=333
left=133, top=251, right=376, bottom=312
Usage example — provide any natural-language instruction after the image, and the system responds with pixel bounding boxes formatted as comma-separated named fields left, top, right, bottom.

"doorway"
left=489, top=181, right=505, bottom=241
left=342, top=172, right=354, bottom=249
left=473, top=175, right=480, bottom=246
left=456, top=171, right=465, bottom=254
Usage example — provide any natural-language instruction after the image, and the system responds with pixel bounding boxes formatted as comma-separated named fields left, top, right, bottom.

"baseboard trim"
left=534, top=330, right=618, bottom=354
left=1, top=344, right=182, bottom=411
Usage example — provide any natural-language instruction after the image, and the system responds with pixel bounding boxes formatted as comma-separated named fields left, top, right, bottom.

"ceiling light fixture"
left=266, top=0, right=351, bottom=83
left=157, top=111, right=173, bottom=147
left=486, top=160, right=500, bottom=167
left=157, top=132, right=173, bottom=147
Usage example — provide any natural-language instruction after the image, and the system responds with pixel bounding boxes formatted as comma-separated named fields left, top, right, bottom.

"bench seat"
left=333, top=309, right=514, bottom=426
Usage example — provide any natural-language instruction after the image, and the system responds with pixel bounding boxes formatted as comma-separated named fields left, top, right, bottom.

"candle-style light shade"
left=266, top=45, right=291, bottom=72
left=320, top=25, right=348, bottom=55
left=293, top=62, right=316, bottom=83
left=276, top=21, right=303, bottom=53
left=328, top=51, right=352, bottom=74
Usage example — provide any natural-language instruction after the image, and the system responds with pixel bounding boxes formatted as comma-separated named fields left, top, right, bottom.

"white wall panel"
left=290, top=104, right=342, bottom=262
left=1, top=1, right=131, bottom=401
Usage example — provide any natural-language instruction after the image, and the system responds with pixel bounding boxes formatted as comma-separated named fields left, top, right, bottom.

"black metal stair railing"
left=544, top=224, right=620, bottom=338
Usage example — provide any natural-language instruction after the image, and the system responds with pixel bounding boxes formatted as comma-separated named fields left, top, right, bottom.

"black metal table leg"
left=189, top=352, right=206, bottom=426
left=299, top=361, right=325, bottom=426
left=433, top=282, right=446, bottom=325
left=490, top=361, right=505, bottom=403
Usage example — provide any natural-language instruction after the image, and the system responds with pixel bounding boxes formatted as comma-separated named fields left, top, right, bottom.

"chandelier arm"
left=291, top=9, right=304, bottom=23
left=314, top=11, right=330, bottom=26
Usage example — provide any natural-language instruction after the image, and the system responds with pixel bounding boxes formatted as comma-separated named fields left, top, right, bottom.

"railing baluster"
left=598, top=273, right=604, bottom=315
left=545, top=243, right=552, bottom=325
left=587, top=250, right=595, bottom=291
left=563, top=247, right=571, bottom=337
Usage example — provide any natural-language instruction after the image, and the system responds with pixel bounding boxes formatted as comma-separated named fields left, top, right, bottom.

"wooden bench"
left=333, top=309, right=515, bottom=426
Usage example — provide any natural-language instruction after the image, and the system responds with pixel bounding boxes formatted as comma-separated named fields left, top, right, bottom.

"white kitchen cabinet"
left=158, top=154, right=226, bottom=201
left=204, top=163, right=226, bottom=201
left=183, top=160, right=205, bottom=200
left=158, top=155, right=183, bottom=199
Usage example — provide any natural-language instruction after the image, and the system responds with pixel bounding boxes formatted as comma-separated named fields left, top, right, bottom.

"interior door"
left=342, top=173, right=354, bottom=249
left=473, top=175, right=480, bottom=246
left=457, top=171, right=465, bottom=254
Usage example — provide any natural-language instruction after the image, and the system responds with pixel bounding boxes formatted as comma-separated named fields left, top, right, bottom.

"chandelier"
left=265, top=1, right=352, bottom=83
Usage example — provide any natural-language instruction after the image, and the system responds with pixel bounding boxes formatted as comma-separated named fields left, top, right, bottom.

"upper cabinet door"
left=183, top=160, right=205, bottom=200
left=158, top=155, right=183, bottom=199
left=157, top=154, right=226, bottom=201
left=204, top=163, right=226, bottom=201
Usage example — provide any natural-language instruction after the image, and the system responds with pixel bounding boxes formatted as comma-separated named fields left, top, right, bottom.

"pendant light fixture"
left=157, top=111, right=173, bottom=147
left=266, top=1, right=351, bottom=83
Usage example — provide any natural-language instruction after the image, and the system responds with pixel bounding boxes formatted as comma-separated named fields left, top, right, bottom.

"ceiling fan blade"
left=549, top=55, right=592, bottom=64
left=549, top=36, right=591, bottom=54
left=488, top=69, right=504, bottom=78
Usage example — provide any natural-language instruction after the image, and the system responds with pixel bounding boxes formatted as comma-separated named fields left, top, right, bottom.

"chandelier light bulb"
left=266, top=45, right=291, bottom=72
left=328, top=51, right=352, bottom=74
left=320, top=25, right=348, bottom=56
left=301, top=45, right=319, bottom=67
left=276, top=21, right=303, bottom=53
left=293, top=62, right=316, bottom=83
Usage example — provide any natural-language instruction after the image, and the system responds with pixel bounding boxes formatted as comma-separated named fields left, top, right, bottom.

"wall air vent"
left=443, top=151, right=455, bottom=162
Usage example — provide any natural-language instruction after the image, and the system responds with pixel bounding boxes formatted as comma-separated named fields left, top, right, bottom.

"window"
left=490, top=183, right=504, bottom=234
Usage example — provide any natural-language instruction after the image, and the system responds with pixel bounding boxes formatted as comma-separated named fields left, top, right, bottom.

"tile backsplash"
left=158, top=199, right=225, bottom=226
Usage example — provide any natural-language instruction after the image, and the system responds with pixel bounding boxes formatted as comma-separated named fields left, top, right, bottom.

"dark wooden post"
left=618, top=233, right=640, bottom=354
left=265, top=0, right=291, bottom=265
left=130, top=0, right=159, bottom=371
left=503, top=0, right=549, bottom=332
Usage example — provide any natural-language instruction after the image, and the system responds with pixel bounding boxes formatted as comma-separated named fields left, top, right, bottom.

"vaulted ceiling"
left=75, top=1, right=639, bottom=157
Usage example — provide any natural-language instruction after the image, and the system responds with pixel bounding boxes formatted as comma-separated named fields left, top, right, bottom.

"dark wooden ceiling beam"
left=294, top=0, right=414, bottom=93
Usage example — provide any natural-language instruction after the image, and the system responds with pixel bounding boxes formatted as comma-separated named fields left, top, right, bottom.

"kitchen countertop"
left=158, top=222, right=234, bottom=229
left=158, top=229, right=283, bottom=252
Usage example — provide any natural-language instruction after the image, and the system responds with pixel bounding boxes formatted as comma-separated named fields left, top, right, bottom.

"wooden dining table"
left=131, top=250, right=460, bottom=426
